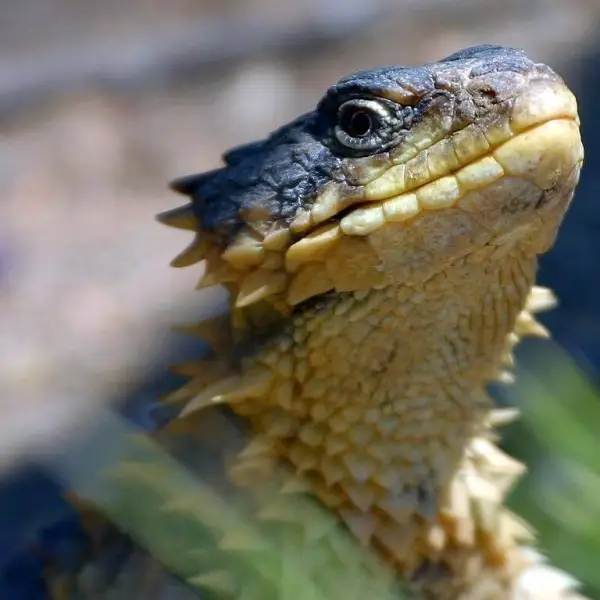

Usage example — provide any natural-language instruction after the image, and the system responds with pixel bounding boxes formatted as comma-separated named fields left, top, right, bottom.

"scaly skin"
left=46, top=45, right=585, bottom=599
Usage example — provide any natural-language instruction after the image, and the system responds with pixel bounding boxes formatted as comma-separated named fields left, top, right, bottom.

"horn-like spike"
left=471, top=438, right=526, bottom=479
left=164, top=361, right=230, bottom=403
left=227, top=436, right=277, bottom=485
left=497, top=370, right=516, bottom=385
left=235, top=269, right=287, bottom=308
left=501, top=351, right=515, bottom=367
left=180, top=366, right=273, bottom=416
left=238, top=436, right=275, bottom=460
left=488, top=407, right=520, bottom=427
left=156, top=204, right=198, bottom=230
left=285, top=223, right=342, bottom=272
left=526, top=286, right=557, bottom=313
left=471, top=495, right=500, bottom=533
left=179, top=375, right=245, bottom=416
left=288, top=264, right=334, bottom=306
left=339, top=508, right=378, bottom=546
left=514, top=311, right=550, bottom=339
left=506, top=332, right=520, bottom=348
left=172, top=314, right=232, bottom=354
left=222, top=232, right=266, bottom=269
left=222, top=366, right=274, bottom=402
left=197, top=269, right=228, bottom=290
left=499, top=511, right=536, bottom=543
left=263, top=228, right=292, bottom=251
left=169, top=169, right=220, bottom=196
left=170, top=234, right=209, bottom=268
left=196, top=249, right=239, bottom=288
left=373, top=520, right=416, bottom=565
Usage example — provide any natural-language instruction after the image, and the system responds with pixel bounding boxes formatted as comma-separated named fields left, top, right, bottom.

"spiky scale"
left=196, top=267, right=233, bottom=290
left=235, top=270, right=287, bottom=308
left=288, top=264, right=334, bottom=306
left=262, top=228, right=292, bottom=251
left=195, top=248, right=239, bottom=289
left=487, top=407, right=521, bottom=428
left=156, top=204, right=198, bottom=230
left=179, top=376, right=246, bottom=416
left=227, top=438, right=279, bottom=487
left=222, top=231, right=266, bottom=269
left=339, top=508, right=378, bottom=546
left=170, top=234, right=208, bottom=268
left=526, top=286, right=557, bottom=313
left=225, top=366, right=274, bottom=402
left=285, top=223, right=342, bottom=271
left=373, top=519, right=417, bottom=564
left=165, top=361, right=230, bottom=404
left=514, top=310, right=550, bottom=338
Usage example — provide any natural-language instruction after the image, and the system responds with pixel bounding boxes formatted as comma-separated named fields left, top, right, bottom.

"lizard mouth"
left=279, top=114, right=583, bottom=300
left=291, top=117, right=581, bottom=238
left=289, top=81, right=582, bottom=241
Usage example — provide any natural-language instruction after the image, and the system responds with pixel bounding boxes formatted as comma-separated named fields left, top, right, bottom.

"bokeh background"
left=2, top=0, right=600, bottom=598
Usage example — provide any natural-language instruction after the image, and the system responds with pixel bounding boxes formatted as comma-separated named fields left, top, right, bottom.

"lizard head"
left=161, top=45, right=583, bottom=324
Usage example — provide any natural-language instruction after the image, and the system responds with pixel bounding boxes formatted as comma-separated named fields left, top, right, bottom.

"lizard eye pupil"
left=333, top=98, right=393, bottom=154
left=340, top=107, right=373, bottom=138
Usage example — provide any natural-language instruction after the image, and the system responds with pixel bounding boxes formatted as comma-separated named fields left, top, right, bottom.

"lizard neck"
left=228, top=243, right=537, bottom=568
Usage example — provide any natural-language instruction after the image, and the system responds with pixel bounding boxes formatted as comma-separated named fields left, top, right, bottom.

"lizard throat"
left=222, top=242, right=537, bottom=566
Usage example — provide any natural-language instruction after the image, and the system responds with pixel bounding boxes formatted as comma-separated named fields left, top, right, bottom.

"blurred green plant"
left=505, top=342, right=600, bottom=599
left=62, top=412, right=408, bottom=600
left=55, top=341, right=600, bottom=599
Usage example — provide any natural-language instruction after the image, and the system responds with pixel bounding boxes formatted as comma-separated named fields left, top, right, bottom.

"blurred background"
left=2, top=0, right=600, bottom=598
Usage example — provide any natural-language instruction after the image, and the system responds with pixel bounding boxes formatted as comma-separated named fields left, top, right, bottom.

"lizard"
left=33, top=44, right=585, bottom=600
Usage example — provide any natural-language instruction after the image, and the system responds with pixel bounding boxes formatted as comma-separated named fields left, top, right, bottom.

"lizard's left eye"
left=334, top=98, right=393, bottom=153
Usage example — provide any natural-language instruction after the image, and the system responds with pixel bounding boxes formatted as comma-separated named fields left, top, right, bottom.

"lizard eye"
left=334, top=98, right=393, bottom=153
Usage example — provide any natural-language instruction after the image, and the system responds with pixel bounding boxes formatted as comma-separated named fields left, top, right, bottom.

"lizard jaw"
left=159, top=76, right=582, bottom=316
